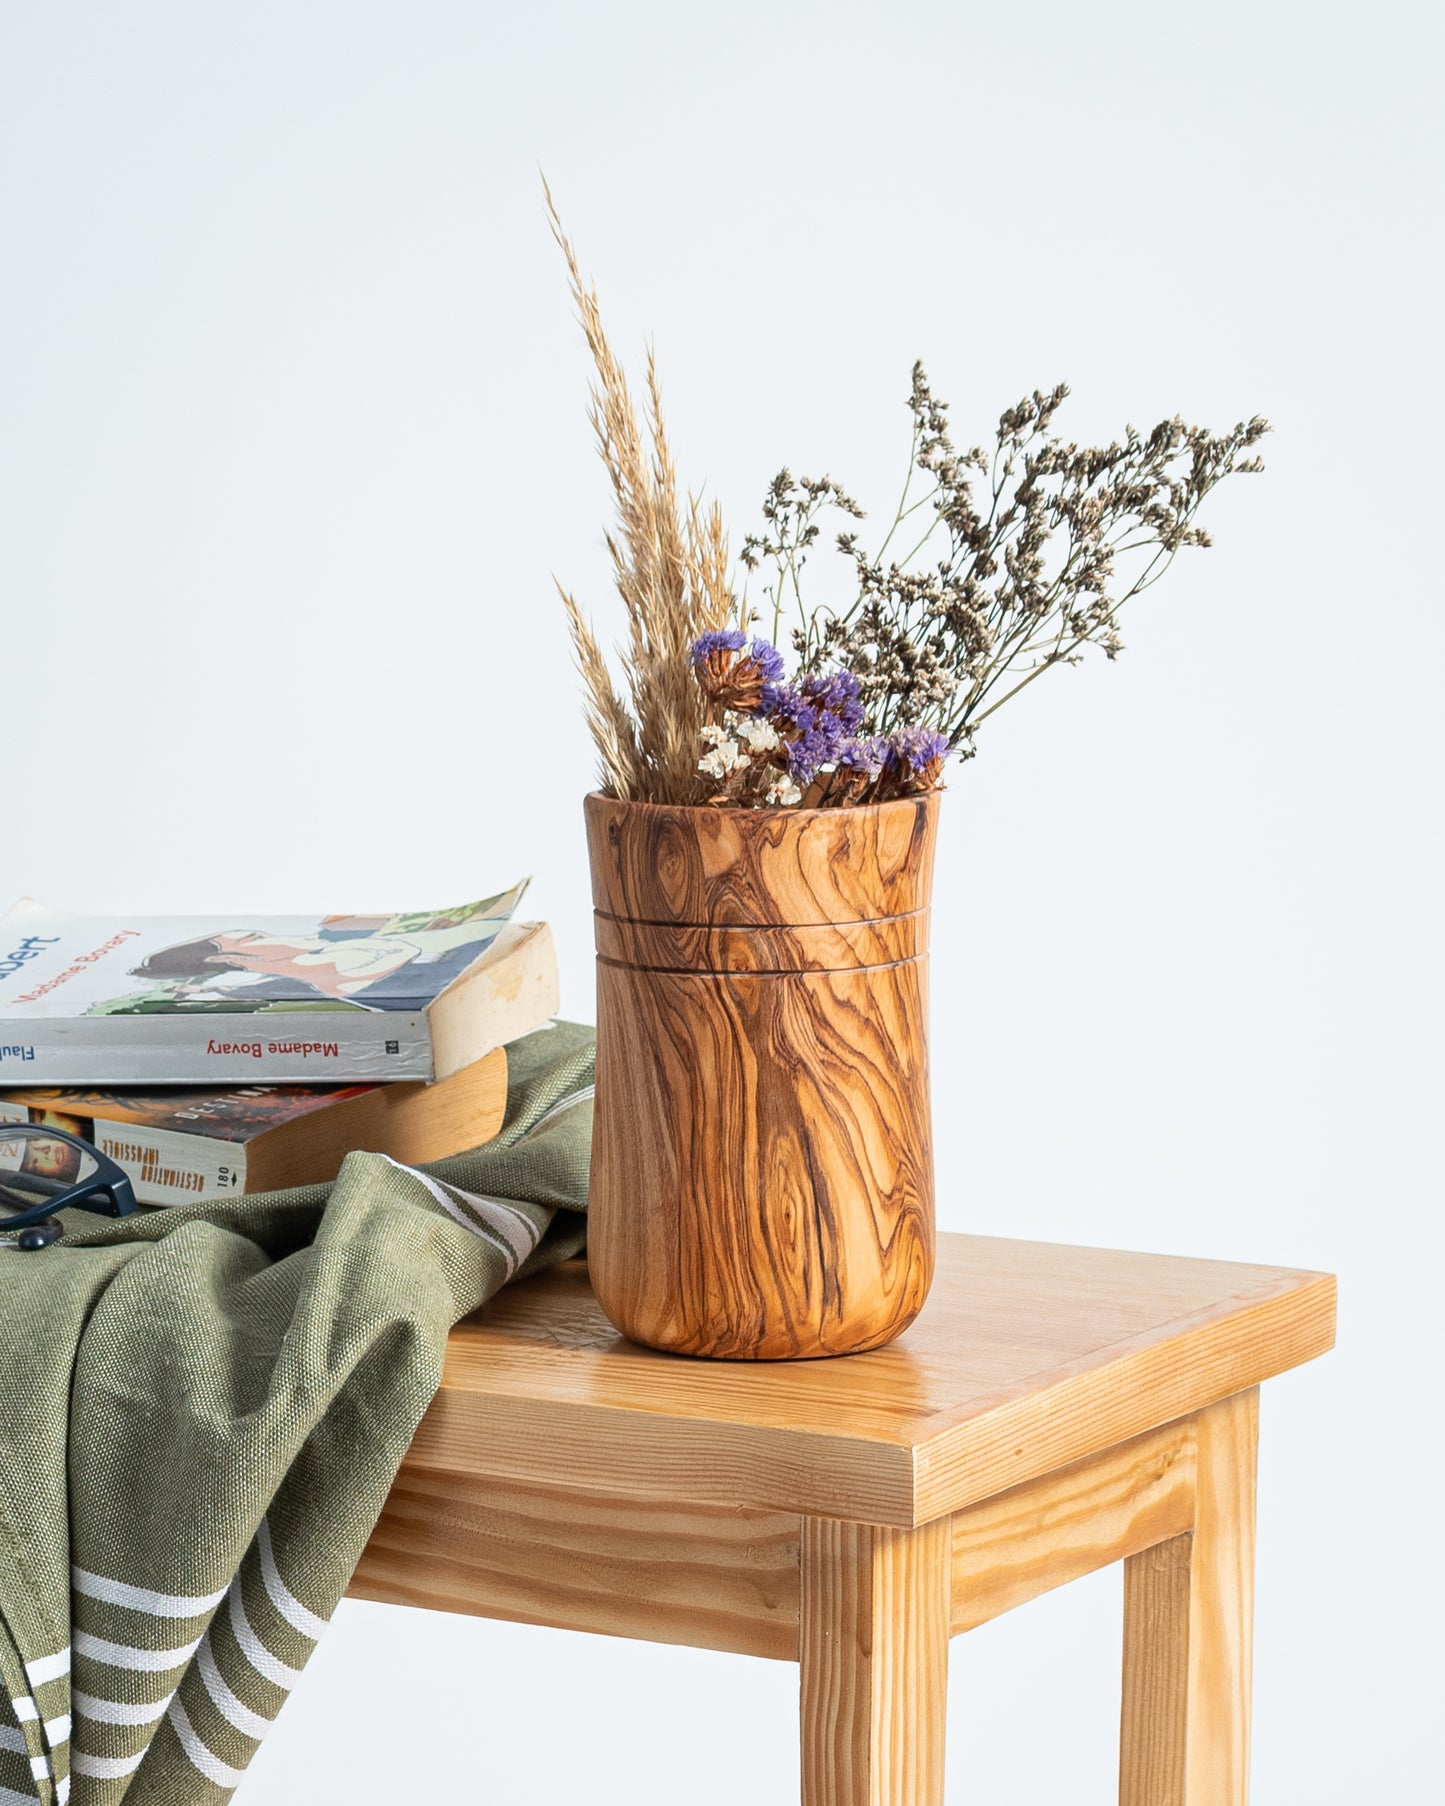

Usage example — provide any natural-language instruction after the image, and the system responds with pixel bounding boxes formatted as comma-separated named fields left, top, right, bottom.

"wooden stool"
left=350, top=1234, right=1335, bottom=1804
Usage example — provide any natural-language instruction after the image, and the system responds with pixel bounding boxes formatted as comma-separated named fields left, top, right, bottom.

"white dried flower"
left=765, top=774, right=803, bottom=806
left=737, top=717, right=781, bottom=753
left=698, top=726, right=748, bottom=780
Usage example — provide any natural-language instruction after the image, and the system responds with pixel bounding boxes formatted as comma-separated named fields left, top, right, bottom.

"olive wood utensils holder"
left=585, top=791, right=938, bottom=1359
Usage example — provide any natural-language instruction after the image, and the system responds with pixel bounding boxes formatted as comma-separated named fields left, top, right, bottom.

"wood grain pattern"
left=347, top=1469, right=801, bottom=1659
left=586, top=792, right=937, bottom=927
left=1120, top=1532, right=1194, bottom=1800
left=592, top=910, right=927, bottom=973
left=586, top=793, right=938, bottom=1360
left=801, top=1516, right=951, bottom=1806
left=950, top=1419, right=1196, bottom=1633
left=1185, top=1388, right=1257, bottom=1802
left=400, top=1240, right=1333, bottom=1527
left=910, top=1270, right=1326, bottom=1524
left=348, top=1418, right=1208, bottom=1668
left=591, top=955, right=934, bottom=1360
left=1120, top=1389, right=1258, bottom=1805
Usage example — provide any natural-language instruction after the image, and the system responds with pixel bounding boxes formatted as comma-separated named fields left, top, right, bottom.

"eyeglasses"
left=0, top=1124, right=139, bottom=1250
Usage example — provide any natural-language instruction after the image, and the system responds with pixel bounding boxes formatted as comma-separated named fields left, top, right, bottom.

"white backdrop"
left=3, top=2, right=1439, bottom=1798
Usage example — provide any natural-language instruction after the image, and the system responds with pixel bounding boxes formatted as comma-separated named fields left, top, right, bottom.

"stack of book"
left=0, top=886, right=559, bottom=1204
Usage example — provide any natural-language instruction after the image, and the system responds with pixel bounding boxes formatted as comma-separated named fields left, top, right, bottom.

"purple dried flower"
left=886, top=725, right=951, bottom=771
left=786, top=714, right=845, bottom=783
left=868, top=723, right=952, bottom=796
left=761, top=678, right=800, bottom=719
left=837, top=734, right=889, bottom=774
left=692, top=632, right=785, bottom=713
left=763, top=667, right=871, bottom=783
left=690, top=628, right=747, bottom=668
left=746, top=636, right=786, bottom=685
left=798, top=669, right=865, bottom=733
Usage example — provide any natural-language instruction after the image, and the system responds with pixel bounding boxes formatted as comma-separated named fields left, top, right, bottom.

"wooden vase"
left=585, top=791, right=938, bottom=1360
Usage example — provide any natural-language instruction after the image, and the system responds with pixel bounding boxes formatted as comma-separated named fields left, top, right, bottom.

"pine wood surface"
left=348, top=1468, right=801, bottom=1660
left=949, top=1418, right=1195, bottom=1635
left=1185, top=1389, right=1258, bottom=1800
left=348, top=1412, right=1199, bottom=1662
left=1121, top=1532, right=1194, bottom=1801
left=354, top=1242, right=1309, bottom=1800
left=1120, top=1391, right=1258, bottom=1804
left=586, top=793, right=939, bottom=1361
left=398, top=1235, right=1333, bottom=1527
left=800, top=1517, right=951, bottom=1806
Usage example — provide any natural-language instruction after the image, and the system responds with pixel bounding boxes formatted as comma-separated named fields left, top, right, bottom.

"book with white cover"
left=0, top=886, right=558, bottom=1085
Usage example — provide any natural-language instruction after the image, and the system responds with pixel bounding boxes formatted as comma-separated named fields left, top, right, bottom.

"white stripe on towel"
left=196, top=1639, right=273, bottom=1740
left=167, top=1696, right=245, bottom=1790
left=42, top=1716, right=68, bottom=1746
left=71, top=1747, right=146, bottom=1781
left=515, top=1085, right=595, bottom=1142
left=227, top=1589, right=302, bottom=1690
left=256, top=1522, right=328, bottom=1641
left=22, top=1653, right=67, bottom=1689
left=450, top=1186, right=543, bottom=1263
left=0, top=1785, right=39, bottom=1805
left=73, top=1631, right=203, bottom=1673
left=73, top=1570, right=227, bottom=1618
left=379, top=1158, right=535, bottom=1272
left=72, top=1690, right=172, bottom=1729
left=9, top=1698, right=36, bottom=1724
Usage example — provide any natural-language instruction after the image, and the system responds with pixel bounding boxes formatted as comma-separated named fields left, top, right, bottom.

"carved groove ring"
left=593, top=909, right=930, bottom=974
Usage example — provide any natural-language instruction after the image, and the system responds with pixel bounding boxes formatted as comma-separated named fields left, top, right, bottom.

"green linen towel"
left=0, top=1020, right=595, bottom=1806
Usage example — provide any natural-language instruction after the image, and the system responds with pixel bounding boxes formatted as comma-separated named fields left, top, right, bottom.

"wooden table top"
left=401, top=1233, right=1335, bottom=1528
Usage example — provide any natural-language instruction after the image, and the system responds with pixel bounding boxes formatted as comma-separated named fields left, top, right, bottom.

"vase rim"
left=583, top=789, right=941, bottom=823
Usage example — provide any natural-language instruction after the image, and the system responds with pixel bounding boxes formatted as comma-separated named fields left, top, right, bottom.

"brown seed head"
left=696, top=649, right=767, bottom=712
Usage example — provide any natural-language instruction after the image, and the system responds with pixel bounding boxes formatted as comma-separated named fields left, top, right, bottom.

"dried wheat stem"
left=546, top=176, right=741, bottom=804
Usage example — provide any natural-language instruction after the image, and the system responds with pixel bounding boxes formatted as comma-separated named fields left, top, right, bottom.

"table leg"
left=1120, top=1389, right=1259, bottom=1805
left=799, top=1516, right=951, bottom=1806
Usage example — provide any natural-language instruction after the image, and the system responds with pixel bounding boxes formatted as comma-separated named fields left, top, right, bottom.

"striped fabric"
left=0, top=1022, right=594, bottom=1804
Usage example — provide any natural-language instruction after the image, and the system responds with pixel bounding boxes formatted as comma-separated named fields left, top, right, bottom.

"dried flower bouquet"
left=554, top=205, right=1269, bottom=811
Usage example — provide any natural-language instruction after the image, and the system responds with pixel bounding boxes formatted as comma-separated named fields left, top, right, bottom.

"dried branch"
left=743, top=363, right=1270, bottom=756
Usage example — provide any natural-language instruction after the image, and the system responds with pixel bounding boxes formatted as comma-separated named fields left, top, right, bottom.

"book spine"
left=88, top=1118, right=250, bottom=1206
left=0, top=1013, right=433, bottom=1085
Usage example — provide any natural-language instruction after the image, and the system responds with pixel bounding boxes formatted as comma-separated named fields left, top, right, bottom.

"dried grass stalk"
left=546, top=180, right=735, bottom=802
left=555, top=580, right=644, bottom=798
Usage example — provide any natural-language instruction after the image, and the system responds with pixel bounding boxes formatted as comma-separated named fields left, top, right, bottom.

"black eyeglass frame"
left=0, top=1123, right=139, bottom=1233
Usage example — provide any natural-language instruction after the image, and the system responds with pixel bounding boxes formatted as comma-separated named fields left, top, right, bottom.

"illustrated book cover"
left=0, top=885, right=558, bottom=1083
